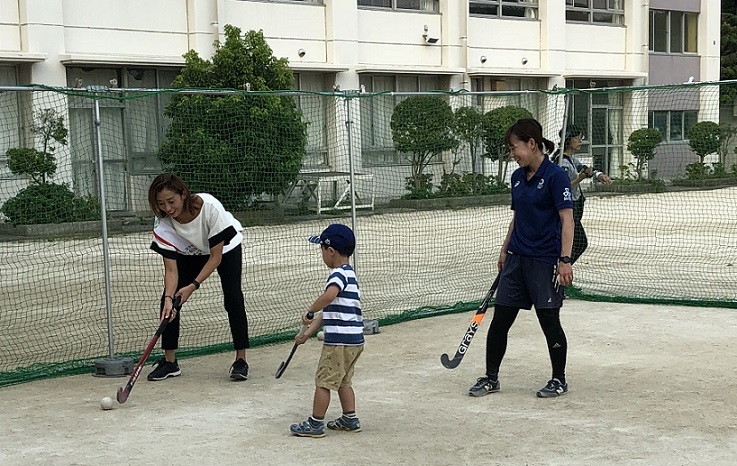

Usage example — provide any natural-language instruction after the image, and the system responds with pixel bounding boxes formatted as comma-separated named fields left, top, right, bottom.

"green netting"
left=1, top=81, right=737, bottom=387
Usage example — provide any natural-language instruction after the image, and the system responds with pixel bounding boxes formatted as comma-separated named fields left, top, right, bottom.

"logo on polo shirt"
left=514, top=180, right=521, bottom=188
left=537, top=179, right=545, bottom=190
left=563, top=187, right=572, bottom=202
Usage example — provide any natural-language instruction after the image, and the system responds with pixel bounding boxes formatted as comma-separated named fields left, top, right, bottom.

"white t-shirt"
left=151, top=193, right=243, bottom=257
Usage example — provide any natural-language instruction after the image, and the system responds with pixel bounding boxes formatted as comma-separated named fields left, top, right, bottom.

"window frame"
left=469, top=0, right=539, bottom=20
left=565, top=79, right=625, bottom=176
left=647, top=110, right=699, bottom=143
left=358, top=74, right=446, bottom=167
left=357, top=0, right=439, bottom=13
left=124, top=68, right=180, bottom=176
left=649, top=9, right=698, bottom=54
left=292, top=72, right=330, bottom=169
left=239, top=0, right=323, bottom=3
left=471, top=76, right=545, bottom=114
left=565, top=0, right=624, bottom=25
left=64, top=66, right=182, bottom=211
left=0, top=65, right=24, bottom=182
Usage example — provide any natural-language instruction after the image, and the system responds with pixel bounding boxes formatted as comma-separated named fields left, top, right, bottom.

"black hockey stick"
left=117, top=296, right=181, bottom=404
left=275, top=312, right=314, bottom=379
left=440, top=273, right=501, bottom=369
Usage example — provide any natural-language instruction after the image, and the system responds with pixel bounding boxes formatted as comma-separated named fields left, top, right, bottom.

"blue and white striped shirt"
left=322, top=265, right=363, bottom=346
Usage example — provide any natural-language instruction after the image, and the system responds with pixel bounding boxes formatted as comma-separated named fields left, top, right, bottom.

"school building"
left=0, top=0, right=723, bottom=212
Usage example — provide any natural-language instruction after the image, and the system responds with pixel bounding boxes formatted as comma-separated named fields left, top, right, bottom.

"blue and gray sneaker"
left=536, top=378, right=568, bottom=398
left=468, top=376, right=500, bottom=397
left=290, top=418, right=326, bottom=438
left=327, top=415, right=361, bottom=432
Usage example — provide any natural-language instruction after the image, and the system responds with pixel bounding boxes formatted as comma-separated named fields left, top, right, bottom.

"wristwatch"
left=559, top=256, right=572, bottom=264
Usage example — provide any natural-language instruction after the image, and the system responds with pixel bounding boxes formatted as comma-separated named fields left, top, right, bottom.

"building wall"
left=0, top=0, right=724, bottom=211
left=646, top=0, right=721, bottom=179
left=0, top=0, right=661, bottom=86
left=650, top=0, right=700, bottom=14
left=649, top=55, right=701, bottom=85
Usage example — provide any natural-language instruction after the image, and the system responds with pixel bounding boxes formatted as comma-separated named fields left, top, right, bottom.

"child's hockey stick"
left=275, top=312, right=314, bottom=379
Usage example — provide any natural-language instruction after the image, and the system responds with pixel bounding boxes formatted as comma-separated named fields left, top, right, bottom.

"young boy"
left=289, top=223, right=364, bottom=438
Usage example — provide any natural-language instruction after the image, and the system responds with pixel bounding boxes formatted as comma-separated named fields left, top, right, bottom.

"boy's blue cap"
left=308, top=223, right=355, bottom=256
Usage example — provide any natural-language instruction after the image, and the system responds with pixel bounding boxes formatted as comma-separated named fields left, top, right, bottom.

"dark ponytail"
left=505, top=118, right=555, bottom=154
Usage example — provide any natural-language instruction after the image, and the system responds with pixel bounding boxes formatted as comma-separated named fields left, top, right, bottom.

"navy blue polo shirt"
left=507, top=156, right=573, bottom=265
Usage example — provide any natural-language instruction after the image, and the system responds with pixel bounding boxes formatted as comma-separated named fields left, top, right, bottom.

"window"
left=358, top=74, right=445, bottom=166
left=293, top=72, right=330, bottom=168
left=566, top=0, right=624, bottom=25
left=0, top=65, right=21, bottom=181
left=649, top=10, right=698, bottom=54
left=648, top=110, right=698, bottom=142
left=358, top=0, right=439, bottom=12
left=65, top=66, right=180, bottom=210
left=471, top=77, right=544, bottom=114
left=240, top=0, right=322, bottom=3
left=566, top=79, right=625, bottom=175
left=123, top=68, right=179, bottom=175
left=469, top=0, right=538, bottom=19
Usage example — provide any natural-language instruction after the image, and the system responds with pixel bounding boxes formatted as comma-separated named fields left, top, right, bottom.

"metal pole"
left=94, top=99, right=115, bottom=358
left=92, top=97, right=131, bottom=376
left=343, top=91, right=379, bottom=335
left=558, top=92, right=572, bottom=166
left=344, top=93, right=359, bottom=273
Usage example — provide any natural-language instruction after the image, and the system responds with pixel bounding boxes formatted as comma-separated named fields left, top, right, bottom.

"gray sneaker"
left=468, top=376, right=500, bottom=397
left=536, top=378, right=568, bottom=398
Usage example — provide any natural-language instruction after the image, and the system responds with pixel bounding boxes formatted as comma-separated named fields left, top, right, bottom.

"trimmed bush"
left=1, top=183, right=101, bottom=225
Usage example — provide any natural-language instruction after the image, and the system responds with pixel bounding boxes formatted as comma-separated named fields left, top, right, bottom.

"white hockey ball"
left=100, top=396, right=114, bottom=410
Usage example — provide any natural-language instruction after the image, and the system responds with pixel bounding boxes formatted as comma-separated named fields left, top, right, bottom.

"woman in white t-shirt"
left=146, top=173, right=250, bottom=381
left=551, top=126, right=612, bottom=264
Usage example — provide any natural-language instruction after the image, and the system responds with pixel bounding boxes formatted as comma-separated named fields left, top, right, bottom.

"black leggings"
left=572, top=197, right=588, bottom=264
left=485, top=304, right=567, bottom=381
left=160, top=244, right=250, bottom=351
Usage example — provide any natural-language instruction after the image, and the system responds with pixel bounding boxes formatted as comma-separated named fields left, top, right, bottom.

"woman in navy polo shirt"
left=469, top=118, right=575, bottom=398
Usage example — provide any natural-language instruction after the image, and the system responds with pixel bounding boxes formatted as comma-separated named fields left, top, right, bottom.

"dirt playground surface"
left=2, top=299, right=737, bottom=466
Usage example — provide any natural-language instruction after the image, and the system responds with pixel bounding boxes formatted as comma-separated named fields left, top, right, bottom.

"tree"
left=480, top=106, right=533, bottom=182
left=688, top=121, right=722, bottom=164
left=626, top=128, right=662, bottom=180
left=719, top=124, right=737, bottom=165
left=6, top=108, right=66, bottom=184
left=722, top=0, right=737, bottom=103
left=453, top=106, right=484, bottom=174
left=390, top=95, right=457, bottom=191
left=157, top=25, right=307, bottom=210
left=1, top=109, right=100, bottom=225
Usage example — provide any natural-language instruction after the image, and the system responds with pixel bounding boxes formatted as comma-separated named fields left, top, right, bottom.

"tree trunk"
left=470, top=147, right=477, bottom=174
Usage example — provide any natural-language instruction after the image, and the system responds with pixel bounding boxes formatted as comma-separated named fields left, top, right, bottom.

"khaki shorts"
left=315, top=344, right=364, bottom=391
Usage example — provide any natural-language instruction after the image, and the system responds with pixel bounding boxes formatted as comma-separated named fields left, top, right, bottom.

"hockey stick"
left=440, top=273, right=501, bottom=369
left=275, top=312, right=314, bottom=379
left=117, top=296, right=181, bottom=404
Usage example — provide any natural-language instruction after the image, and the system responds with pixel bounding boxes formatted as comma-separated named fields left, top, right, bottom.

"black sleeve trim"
left=150, top=242, right=180, bottom=260
left=208, top=226, right=237, bottom=249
